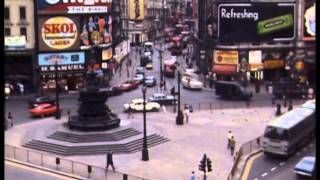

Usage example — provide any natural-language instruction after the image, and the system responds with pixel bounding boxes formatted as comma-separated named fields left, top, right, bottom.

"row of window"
left=5, top=6, right=26, bottom=20
left=4, top=27, right=27, bottom=40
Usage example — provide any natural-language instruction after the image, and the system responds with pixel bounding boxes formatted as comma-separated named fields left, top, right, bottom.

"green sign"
left=257, top=14, right=293, bottom=35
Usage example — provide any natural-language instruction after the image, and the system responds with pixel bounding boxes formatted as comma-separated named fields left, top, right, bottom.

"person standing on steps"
left=106, top=151, right=115, bottom=171
left=227, top=131, right=233, bottom=148
left=230, top=136, right=236, bottom=156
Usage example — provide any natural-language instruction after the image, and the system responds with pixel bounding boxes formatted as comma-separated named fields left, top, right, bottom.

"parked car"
left=294, top=156, right=315, bottom=178
left=273, top=79, right=308, bottom=99
left=144, top=76, right=157, bottom=87
left=136, top=67, right=145, bottom=75
left=133, top=74, right=144, bottom=84
left=28, top=96, right=55, bottom=109
left=147, top=93, right=177, bottom=105
left=117, top=80, right=140, bottom=91
left=106, top=86, right=123, bottom=97
left=215, top=81, right=253, bottom=101
left=124, top=99, right=160, bottom=112
left=29, top=103, right=60, bottom=118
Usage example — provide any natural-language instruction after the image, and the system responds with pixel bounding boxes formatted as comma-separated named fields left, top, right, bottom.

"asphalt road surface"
left=246, top=138, right=316, bottom=180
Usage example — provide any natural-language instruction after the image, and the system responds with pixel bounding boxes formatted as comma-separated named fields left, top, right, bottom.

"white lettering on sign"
left=221, top=8, right=259, bottom=21
left=67, top=6, right=108, bottom=13
left=47, top=0, right=112, bottom=5
left=40, top=64, right=85, bottom=72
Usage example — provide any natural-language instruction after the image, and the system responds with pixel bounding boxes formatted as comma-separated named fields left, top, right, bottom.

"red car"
left=117, top=80, right=140, bottom=91
left=29, top=103, right=61, bottom=118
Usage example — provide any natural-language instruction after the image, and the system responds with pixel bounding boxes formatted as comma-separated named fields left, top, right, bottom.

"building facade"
left=5, top=0, right=36, bottom=93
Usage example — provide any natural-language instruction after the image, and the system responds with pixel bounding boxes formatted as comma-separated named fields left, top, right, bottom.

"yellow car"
left=124, top=99, right=160, bottom=112
left=146, top=63, right=153, bottom=70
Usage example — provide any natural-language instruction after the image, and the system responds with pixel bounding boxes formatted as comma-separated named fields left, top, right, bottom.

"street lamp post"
left=141, top=85, right=149, bottom=161
left=55, top=62, right=61, bottom=119
left=176, top=70, right=183, bottom=125
left=200, top=50, right=206, bottom=87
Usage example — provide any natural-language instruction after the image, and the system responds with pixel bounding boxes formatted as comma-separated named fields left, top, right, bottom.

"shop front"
left=212, top=50, right=239, bottom=81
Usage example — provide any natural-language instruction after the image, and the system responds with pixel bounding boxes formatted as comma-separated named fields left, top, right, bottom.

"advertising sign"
left=102, top=48, right=113, bottom=61
left=263, top=60, right=284, bottom=69
left=213, top=50, right=239, bottom=65
left=303, top=0, right=315, bottom=40
left=37, top=0, right=112, bottom=15
left=218, top=3, right=295, bottom=42
left=249, top=50, right=262, bottom=64
left=5, top=36, right=26, bottom=48
left=39, top=16, right=80, bottom=51
left=38, top=52, right=85, bottom=72
left=128, top=0, right=145, bottom=20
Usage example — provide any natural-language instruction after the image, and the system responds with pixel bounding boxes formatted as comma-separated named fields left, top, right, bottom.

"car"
left=29, top=103, right=61, bottom=118
left=273, top=79, right=308, bottom=99
left=147, top=93, right=177, bottom=105
left=215, top=81, right=253, bottom=101
left=181, top=74, right=203, bottom=90
left=124, top=99, right=160, bottom=112
left=146, top=63, right=153, bottom=70
left=133, top=74, right=144, bottom=84
left=144, top=76, right=157, bottom=87
left=28, top=96, right=55, bottom=109
left=106, top=86, right=123, bottom=97
left=294, top=156, right=315, bottom=177
left=136, top=67, right=145, bottom=75
left=117, top=80, right=140, bottom=91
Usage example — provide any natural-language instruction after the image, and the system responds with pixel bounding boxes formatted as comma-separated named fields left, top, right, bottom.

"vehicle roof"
left=153, top=93, right=165, bottom=97
left=268, top=107, right=314, bottom=129
left=35, top=103, right=54, bottom=108
left=301, top=99, right=315, bottom=110
left=164, top=60, right=176, bottom=65
left=132, top=99, right=143, bottom=103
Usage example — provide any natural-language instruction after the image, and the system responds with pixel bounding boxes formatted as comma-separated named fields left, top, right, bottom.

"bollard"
left=88, top=165, right=92, bottom=178
left=56, top=157, right=60, bottom=170
left=288, top=100, right=293, bottom=111
left=123, top=174, right=128, bottom=180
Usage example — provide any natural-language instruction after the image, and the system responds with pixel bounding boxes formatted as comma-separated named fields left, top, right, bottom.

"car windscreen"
left=264, top=126, right=288, bottom=140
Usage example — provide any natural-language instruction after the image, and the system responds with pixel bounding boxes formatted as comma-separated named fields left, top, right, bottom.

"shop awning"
left=212, top=65, right=237, bottom=75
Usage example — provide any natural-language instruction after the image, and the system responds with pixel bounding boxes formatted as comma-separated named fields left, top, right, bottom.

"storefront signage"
left=213, top=50, right=239, bottom=65
left=249, top=50, right=262, bottom=64
left=218, top=3, right=295, bottom=42
left=294, top=60, right=305, bottom=72
left=263, top=60, right=284, bottom=69
left=5, top=36, right=26, bottom=48
left=40, top=64, right=85, bottom=72
left=303, top=0, right=315, bottom=40
left=39, top=16, right=80, bottom=51
left=38, top=52, right=85, bottom=66
left=128, top=0, right=145, bottom=20
left=37, top=0, right=112, bottom=15
left=102, top=48, right=113, bottom=61
left=114, top=40, right=130, bottom=63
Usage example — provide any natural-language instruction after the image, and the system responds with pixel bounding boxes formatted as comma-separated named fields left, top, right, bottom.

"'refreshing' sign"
left=38, top=16, right=80, bottom=51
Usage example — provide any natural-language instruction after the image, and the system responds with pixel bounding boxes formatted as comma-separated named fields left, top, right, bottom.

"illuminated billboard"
left=303, top=0, right=315, bottom=40
left=128, top=0, right=145, bottom=20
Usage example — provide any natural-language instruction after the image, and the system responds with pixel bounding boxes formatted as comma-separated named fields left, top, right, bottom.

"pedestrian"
left=230, top=136, right=236, bottom=156
left=184, top=108, right=190, bottom=123
left=17, top=82, right=24, bottom=95
left=227, top=131, right=233, bottom=148
left=8, top=112, right=13, bottom=127
left=127, top=106, right=133, bottom=118
left=163, top=80, right=167, bottom=91
left=106, top=151, right=115, bottom=171
left=190, top=171, right=196, bottom=180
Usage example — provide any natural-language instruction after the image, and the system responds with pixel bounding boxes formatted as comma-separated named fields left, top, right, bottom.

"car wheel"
left=151, top=107, right=158, bottom=111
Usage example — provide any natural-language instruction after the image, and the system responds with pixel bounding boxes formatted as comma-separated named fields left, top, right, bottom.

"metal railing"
left=227, top=136, right=262, bottom=180
left=5, top=144, right=148, bottom=180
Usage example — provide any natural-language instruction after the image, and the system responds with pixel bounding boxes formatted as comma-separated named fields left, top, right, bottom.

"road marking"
left=270, top=167, right=277, bottom=171
left=261, top=172, right=268, bottom=177
left=241, top=152, right=263, bottom=180
left=279, top=162, right=285, bottom=166
left=162, top=106, right=167, bottom=113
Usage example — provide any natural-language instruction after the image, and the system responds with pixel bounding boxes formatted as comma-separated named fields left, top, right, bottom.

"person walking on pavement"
left=17, top=82, right=24, bottom=95
left=190, top=171, right=196, bottom=180
left=227, top=131, right=233, bottom=148
left=8, top=112, right=13, bottom=127
left=230, top=136, right=236, bottom=156
left=184, top=108, right=190, bottom=123
left=106, top=151, right=115, bottom=171
left=127, top=106, right=133, bottom=118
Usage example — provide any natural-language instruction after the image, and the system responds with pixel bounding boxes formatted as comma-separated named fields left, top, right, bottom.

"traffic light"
left=198, top=154, right=207, bottom=172
left=207, top=158, right=212, bottom=172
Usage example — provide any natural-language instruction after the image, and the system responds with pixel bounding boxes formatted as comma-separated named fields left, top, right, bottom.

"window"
left=20, top=7, right=26, bottom=19
left=20, top=27, right=27, bottom=40
left=5, top=28, right=11, bottom=36
left=5, top=7, right=10, bottom=20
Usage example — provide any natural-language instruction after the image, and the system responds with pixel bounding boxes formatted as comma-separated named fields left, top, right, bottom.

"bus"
left=170, top=36, right=182, bottom=55
left=261, top=99, right=315, bottom=157
left=164, top=60, right=176, bottom=77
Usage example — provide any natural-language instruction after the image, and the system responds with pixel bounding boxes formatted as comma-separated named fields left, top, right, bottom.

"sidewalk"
left=4, top=102, right=304, bottom=180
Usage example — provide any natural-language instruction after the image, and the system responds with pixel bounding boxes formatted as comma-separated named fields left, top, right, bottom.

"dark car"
left=106, top=87, right=123, bottom=97
left=215, top=81, right=253, bottom=101
left=118, top=80, right=140, bottom=91
left=28, top=96, right=55, bottom=109
left=272, top=79, right=308, bottom=99
left=144, top=76, right=157, bottom=87
left=147, top=93, right=177, bottom=105
left=136, top=67, right=145, bottom=75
